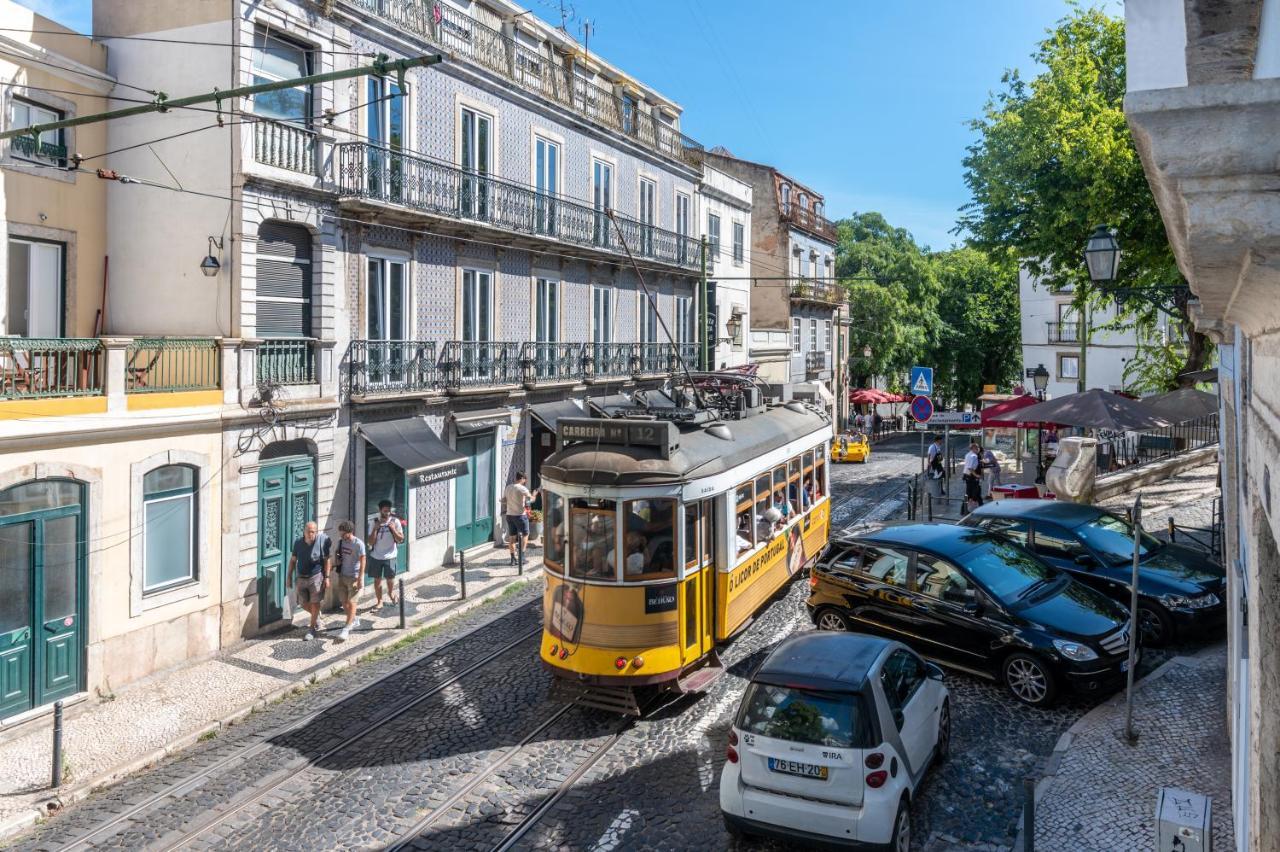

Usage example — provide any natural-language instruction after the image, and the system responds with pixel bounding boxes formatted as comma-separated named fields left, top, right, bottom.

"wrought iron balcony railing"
left=10, top=134, right=67, bottom=164
left=347, top=339, right=439, bottom=395
left=257, top=338, right=316, bottom=386
left=125, top=337, right=221, bottom=393
left=789, top=279, right=847, bottom=306
left=1046, top=321, right=1082, bottom=344
left=586, top=342, right=632, bottom=381
left=805, top=350, right=830, bottom=375
left=522, top=342, right=584, bottom=385
left=344, top=0, right=703, bottom=168
left=336, top=142, right=701, bottom=270
left=253, top=119, right=318, bottom=175
left=440, top=341, right=523, bottom=390
left=0, top=337, right=103, bottom=399
left=781, top=203, right=838, bottom=242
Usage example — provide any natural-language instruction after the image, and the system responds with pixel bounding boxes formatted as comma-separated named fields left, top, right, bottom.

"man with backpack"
left=287, top=521, right=332, bottom=641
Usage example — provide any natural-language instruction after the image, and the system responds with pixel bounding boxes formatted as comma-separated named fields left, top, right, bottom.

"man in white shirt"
left=503, top=472, right=538, bottom=566
left=366, top=500, right=404, bottom=608
left=962, top=442, right=983, bottom=509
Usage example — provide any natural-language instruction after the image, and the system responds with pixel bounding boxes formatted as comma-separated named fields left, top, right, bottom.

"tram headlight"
left=549, top=644, right=559, bottom=657
left=631, top=655, right=644, bottom=670
left=614, top=656, right=628, bottom=670
left=559, top=647, right=569, bottom=660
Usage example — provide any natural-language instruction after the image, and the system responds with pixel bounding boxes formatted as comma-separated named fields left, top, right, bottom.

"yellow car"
left=833, top=433, right=871, bottom=463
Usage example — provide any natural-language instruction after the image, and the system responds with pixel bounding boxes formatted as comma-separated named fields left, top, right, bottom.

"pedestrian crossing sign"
left=910, top=366, right=933, bottom=397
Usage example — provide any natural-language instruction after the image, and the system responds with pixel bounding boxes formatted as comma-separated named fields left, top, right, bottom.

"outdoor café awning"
left=359, top=417, right=468, bottom=488
left=1142, top=387, right=1218, bottom=424
left=980, top=394, right=1048, bottom=429
left=451, top=407, right=514, bottom=436
left=528, top=399, right=585, bottom=431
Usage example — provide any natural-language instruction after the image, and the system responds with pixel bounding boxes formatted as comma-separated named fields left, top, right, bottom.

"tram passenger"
left=735, top=519, right=753, bottom=554
left=789, top=480, right=810, bottom=512
left=756, top=507, right=782, bottom=541
left=773, top=491, right=794, bottom=521
left=802, top=476, right=815, bottom=506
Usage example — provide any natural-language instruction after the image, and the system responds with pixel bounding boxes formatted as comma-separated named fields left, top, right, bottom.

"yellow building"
left=0, top=2, right=233, bottom=727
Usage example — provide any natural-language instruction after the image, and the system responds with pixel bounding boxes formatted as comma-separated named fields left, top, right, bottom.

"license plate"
left=767, top=757, right=828, bottom=779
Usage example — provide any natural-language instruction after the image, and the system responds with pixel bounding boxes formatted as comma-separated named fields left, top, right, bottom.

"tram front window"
left=622, top=498, right=676, bottom=580
left=544, top=492, right=565, bottom=569
left=568, top=498, right=617, bottom=581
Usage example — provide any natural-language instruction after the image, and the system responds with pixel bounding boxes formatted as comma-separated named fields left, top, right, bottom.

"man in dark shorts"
left=333, top=520, right=366, bottom=642
left=962, top=441, right=984, bottom=510
left=286, top=521, right=331, bottom=641
left=503, top=472, right=537, bottom=566
left=366, top=500, right=404, bottom=607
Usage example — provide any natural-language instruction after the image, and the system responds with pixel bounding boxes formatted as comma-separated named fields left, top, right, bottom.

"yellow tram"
left=538, top=378, right=833, bottom=713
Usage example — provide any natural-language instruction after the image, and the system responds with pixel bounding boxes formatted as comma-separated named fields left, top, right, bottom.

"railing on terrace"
left=336, top=142, right=701, bottom=269
left=805, top=351, right=829, bottom=374
left=1046, top=321, right=1081, bottom=344
left=789, top=279, right=846, bottom=305
left=0, top=337, right=103, bottom=399
left=1096, top=412, right=1220, bottom=471
left=125, top=337, right=220, bottom=393
left=11, top=135, right=67, bottom=165
left=440, top=341, right=523, bottom=389
left=344, top=0, right=704, bottom=168
left=781, top=203, right=838, bottom=241
left=257, top=338, right=316, bottom=386
left=347, top=339, right=439, bottom=395
left=633, top=341, right=677, bottom=375
left=253, top=119, right=318, bottom=175
left=587, top=342, right=632, bottom=380
left=523, top=342, right=583, bottom=385
left=675, top=342, right=698, bottom=370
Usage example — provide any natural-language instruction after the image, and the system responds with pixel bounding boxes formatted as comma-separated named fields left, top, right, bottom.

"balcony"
left=253, top=119, right=318, bottom=175
left=256, top=338, right=316, bottom=386
left=335, top=142, right=701, bottom=271
left=523, top=342, right=584, bottom=386
left=440, top=341, right=523, bottom=391
left=343, top=0, right=703, bottom=169
left=789, top=279, right=846, bottom=306
left=10, top=135, right=67, bottom=166
left=1046, top=321, right=1082, bottom=344
left=0, top=337, right=103, bottom=399
left=125, top=337, right=221, bottom=393
left=781, top=203, right=838, bottom=242
left=805, top=350, right=831, bottom=378
left=347, top=339, right=439, bottom=396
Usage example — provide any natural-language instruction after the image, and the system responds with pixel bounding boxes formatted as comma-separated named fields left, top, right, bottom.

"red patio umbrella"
left=980, top=394, right=1056, bottom=428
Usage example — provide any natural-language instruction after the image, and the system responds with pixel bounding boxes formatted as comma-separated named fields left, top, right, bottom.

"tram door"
left=681, top=499, right=716, bottom=662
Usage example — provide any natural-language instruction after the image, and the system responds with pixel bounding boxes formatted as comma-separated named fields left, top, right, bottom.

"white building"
left=698, top=162, right=751, bottom=369
left=1019, top=266, right=1178, bottom=397
left=1124, top=1, right=1280, bottom=849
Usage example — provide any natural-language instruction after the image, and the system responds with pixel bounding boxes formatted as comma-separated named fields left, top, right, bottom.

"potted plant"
left=528, top=509, right=544, bottom=542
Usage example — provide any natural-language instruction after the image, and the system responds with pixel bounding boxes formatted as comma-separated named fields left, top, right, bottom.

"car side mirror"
left=892, top=709, right=905, bottom=730
left=1074, top=553, right=1097, bottom=568
left=925, top=662, right=944, bottom=681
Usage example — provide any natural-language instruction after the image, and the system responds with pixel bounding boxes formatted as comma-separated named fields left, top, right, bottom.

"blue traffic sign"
left=910, top=395, right=934, bottom=423
left=909, top=366, right=934, bottom=397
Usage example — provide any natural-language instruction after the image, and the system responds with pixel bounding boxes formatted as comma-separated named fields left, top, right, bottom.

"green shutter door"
left=454, top=433, right=494, bottom=551
left=0, top=522, right=34, bottom=718
left=256, top=457, right=316, bottom=628
left=37, top=513, right=80, bottom=703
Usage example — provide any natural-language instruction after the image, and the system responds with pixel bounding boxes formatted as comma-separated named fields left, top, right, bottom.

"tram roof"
left=541, top=403, right=831, bottom=486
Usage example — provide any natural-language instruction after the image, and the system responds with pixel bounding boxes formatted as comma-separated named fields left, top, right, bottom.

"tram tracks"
left=44, top=604, right=542, bottom=852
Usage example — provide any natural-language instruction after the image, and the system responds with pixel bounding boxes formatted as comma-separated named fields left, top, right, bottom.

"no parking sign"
left=910, top=395, right=934, bottom=423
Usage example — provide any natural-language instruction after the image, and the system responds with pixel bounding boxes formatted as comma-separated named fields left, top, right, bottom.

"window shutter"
left=256, top=223, right=312, bottom=337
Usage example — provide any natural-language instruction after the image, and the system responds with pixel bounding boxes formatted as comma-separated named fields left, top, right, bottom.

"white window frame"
left=141, top=466, right=197, bottom=594
left=592, top=285, right=613, bottom=344
left=367, top=256, right=409, bottom=343
left=707, top=212, right=721, bottom=258
left=1058, top=353, right=1080, bottom=380
left=639, top=293, right=659, bottom=344
left=676, top=295, right=694, bottom=345
left=6, top=237, right=63, bottom=337
left=535, top=277, right=559, bottom=344
left=792, top=317, right=802, bottom=353
left=9, top=98, right=65, bottom=165
left=250, top=29, right=312, bottom=124
left=732, top=221, right=745, bottom=265
left=460, top=267, right=494, bottom=342
left=809, top=319, right=818, bottom=353
left=638, top=176, right=657, bottom=255
left=824, top=320, right=833, bottom=352
left=780, top=182, right=791, bottom=212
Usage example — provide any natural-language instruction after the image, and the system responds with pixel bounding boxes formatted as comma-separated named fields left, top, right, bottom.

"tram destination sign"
left=557, top=417, right=677, bottom=458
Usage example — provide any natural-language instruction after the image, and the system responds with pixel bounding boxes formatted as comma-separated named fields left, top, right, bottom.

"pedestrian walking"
left=332, top=520, right=366, bottom=642
left=503, top=471, right=538, bottom=565
left=854, top=412, right=864, bottom=431
left=962, top=441, right=983, bottom=511
left=980, top=446, right=1001, bottom=500
left=366, top=500, right=404, bottom=607
left=926, top=434, right=946, bottom=498
left=286, top=521, right=332, bottom=641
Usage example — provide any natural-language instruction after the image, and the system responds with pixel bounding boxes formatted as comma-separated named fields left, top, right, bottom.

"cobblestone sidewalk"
left=1032, top=460, right=1233, bottom=852
left=0, top=545, right=541, bottom=840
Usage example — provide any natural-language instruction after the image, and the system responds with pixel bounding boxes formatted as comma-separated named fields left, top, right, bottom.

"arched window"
left=143, top=465, right=197, bottom=592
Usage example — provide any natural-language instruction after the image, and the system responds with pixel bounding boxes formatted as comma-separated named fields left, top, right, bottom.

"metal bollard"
left=459, top=550, right=467, bottom=600
left=1168, top=517, right=1176, bottom=542
left=1023, top=775, right=1035, bottom=852
left=398, top=578, right=405, bottom=630
left=517, top=535, right=524, bottom=576
left=927, top=493, right=933, bottom=522
left=51, top=700, right=64, bottom=788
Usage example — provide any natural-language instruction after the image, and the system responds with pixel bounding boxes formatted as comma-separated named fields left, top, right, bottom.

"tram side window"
left=568, top=498, right=617, bottom=581
left=772, top=466, right=791, bottom=519
left=684, top=504, right=699, bottom=571
left=788, top=457, right=808, bottom=512
left=814, top=446, right=827, bottom=500
left=754, top=474, right=772, bottom=542
left=544, top=492, right=565, bottom=569
left=735, top=482, right=754, bottom=554
left=623, top=498, right=677, bottom=580
left=802, top=450, right=816, bottom=508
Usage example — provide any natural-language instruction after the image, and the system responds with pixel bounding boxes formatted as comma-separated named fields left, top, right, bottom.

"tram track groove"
left=148, top=628, right=544, bottom=852
left=45, top=605, right=541, bottom=852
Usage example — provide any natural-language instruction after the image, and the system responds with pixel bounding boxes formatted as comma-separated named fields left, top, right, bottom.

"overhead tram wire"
left=0, top=26, right=376, bottom=54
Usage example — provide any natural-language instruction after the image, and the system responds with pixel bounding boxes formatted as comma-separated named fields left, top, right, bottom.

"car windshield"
left=1076, top=513, right=1162, bottom=565
left=960, top=539, right=1061, bottom=605
left=737, top=683, right=872, bottom=749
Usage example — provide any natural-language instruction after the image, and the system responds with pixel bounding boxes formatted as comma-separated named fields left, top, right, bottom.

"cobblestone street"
left=2, top=439, right=1225, bottom=852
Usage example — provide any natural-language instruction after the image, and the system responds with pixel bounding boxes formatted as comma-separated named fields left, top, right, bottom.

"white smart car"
left=720, top=632, right=950, bottom=851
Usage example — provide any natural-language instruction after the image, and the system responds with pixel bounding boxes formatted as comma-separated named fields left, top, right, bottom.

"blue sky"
left=18, top=0, right=1116, bottom=250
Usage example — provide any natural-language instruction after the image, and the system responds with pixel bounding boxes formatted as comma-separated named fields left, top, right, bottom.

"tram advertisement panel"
left=549, top=583, right=583, bottom=644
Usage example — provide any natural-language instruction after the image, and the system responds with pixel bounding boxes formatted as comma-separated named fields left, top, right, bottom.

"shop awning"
left=528, top=399, right=586, bottom=431
left=360, top=417, right=468, bottom=487
left=980, top=394, right=1047, bottom=428
left=588, top=392, right=633, bottom=414
left=452, top=407, right=513, bottom=436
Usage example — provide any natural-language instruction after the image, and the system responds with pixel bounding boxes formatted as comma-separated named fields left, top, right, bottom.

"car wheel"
left=1137, top=603, right=1174, bottom=647
left=888, top=799, right=910, bottom=852
left=935, top=699, right=951, bottom=763
left=1002, top=653, right=1057, bottom=707
left=816, top=608, right=851, bottom=632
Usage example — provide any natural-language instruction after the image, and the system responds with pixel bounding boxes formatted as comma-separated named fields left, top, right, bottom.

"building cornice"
left=0, top=33, right=114, bottom=95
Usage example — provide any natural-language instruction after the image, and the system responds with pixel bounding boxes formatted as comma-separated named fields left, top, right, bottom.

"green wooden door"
left=257, top=457, right=314, bottom=627
left=364, top=445, right=408, bottom=578
left=454, top=433, right=494, bottom=551
left=0, top=482, right=86, bottom=720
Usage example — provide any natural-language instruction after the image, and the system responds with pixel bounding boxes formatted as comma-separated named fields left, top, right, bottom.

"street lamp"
left=200, top=236, right=223, bottom=278
left=1031, top=363, right=1049, bottom=400
left=1030, top=363, right=1050, bottom=484
left=1084, top=225, right=1121, bottom=283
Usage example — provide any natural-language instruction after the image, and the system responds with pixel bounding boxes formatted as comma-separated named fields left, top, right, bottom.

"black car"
left=806, top=523, right=1134, bottom=707
left=961, top=500, right=1226, bottom=646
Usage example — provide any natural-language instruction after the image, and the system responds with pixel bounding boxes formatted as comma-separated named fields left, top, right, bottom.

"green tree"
left=929, top=248, right=1023, bottom=408
left=957, top=7, right=1210, bottom=390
